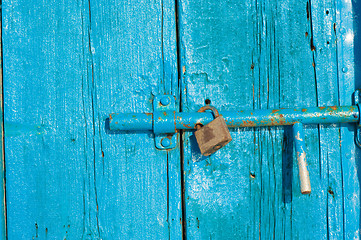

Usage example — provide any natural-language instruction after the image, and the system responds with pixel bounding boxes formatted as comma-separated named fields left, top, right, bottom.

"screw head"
left=161, top=138, right=171, bottom=148
left=160, top=96, right=171, bottom=106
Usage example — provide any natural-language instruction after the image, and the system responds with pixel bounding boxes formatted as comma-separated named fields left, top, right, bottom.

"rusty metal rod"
left=109, top=105, right=359, bottom=133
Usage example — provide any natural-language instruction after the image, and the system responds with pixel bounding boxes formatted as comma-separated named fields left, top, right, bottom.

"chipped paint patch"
left=295, top=132, right=303, bottom=141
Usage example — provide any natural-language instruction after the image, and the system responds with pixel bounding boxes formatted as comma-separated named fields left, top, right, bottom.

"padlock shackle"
left=197, top=105, right=220, bottom=118
left=196, top=106, right=221, bottom=130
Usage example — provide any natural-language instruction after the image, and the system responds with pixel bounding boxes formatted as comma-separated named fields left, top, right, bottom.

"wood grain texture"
left=178, top=0, right=359, bottom=239
left=2, top=0, right=181, bottom=239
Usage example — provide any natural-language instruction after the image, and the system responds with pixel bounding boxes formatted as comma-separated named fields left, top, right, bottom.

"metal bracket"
left=353, top=90, right=361, bottom=148
left=153, top=95, right=178, bottom=150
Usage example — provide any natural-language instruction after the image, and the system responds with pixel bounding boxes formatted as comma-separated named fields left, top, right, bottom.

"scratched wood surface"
left=178, top=0, right=360, bottom=239
left=2, top=0, right=181, bottom=239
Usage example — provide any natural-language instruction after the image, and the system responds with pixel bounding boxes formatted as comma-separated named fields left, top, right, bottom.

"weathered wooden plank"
left=179, top=1, right=259, bottom=239
left=336, top=0, right=361, bottom=239
left=310, top=1, right=344, bottom=239
left=178, top=0, right=268, bottom=239
left=3, top=1, right=86, bottom=238
left=277, top=1, right=327, bottom=239
left=252, top=2, right=285, bottom=239
left=3, top=0, right=181, bottom=239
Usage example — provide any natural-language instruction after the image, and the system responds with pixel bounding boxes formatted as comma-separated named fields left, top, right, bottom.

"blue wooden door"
left=2, top=0, right=361, bottom=239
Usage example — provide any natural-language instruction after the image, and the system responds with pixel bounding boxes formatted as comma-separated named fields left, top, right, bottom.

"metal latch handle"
left=293, top=122, right=311, bottom=194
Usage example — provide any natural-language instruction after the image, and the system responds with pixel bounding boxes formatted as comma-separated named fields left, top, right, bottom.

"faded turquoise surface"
left=2, top=0, right=361, bottom=240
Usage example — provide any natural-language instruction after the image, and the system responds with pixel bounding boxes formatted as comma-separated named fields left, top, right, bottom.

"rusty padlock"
left=194, top=106, right=232, bottom=156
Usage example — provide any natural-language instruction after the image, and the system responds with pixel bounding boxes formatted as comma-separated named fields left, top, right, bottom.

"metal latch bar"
left=109, top=105, right=359, bottom=132
left=109, top=95, right=361, bottom=195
